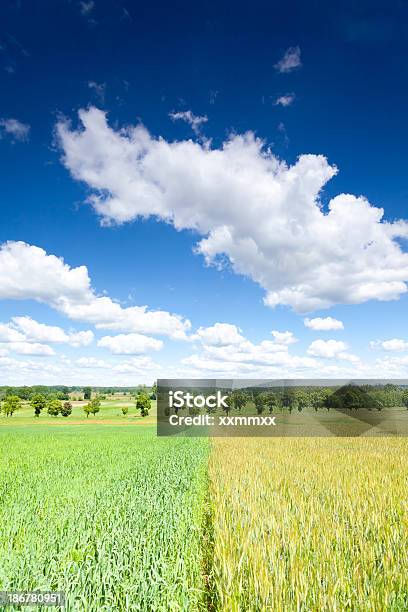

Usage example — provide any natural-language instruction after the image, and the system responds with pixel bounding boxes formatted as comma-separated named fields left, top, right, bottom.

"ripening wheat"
left=209, top=437, right=408, bottom=611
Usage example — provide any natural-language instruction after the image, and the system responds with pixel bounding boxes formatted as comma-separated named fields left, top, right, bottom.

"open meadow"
left=1, top=395, right=408, bottom=610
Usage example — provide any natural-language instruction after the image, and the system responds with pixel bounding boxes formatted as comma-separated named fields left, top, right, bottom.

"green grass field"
left=1, top=396, right=408, bottom=610
left=1, top=394, right=157, bottom=426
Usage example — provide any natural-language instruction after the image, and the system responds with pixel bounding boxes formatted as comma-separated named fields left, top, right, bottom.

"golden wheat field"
left=208, top=438, right=408, bottom=611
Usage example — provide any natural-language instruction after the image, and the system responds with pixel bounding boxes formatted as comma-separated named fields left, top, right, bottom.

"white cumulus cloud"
left=113, top=356, right=157, bottom=373
left=370, top=338, right=408, bottom=352
left=0, top=341, right=55, bottom=356
left=0, top=323, right=26, bottom=342
left=307, top=339, right=352, bottom=359
left=271, top=330, right=298, bottom=345
left=76, top=357, right=109, bottom=368
left=192, top=323, right=245, bottom=346
left=0, top=241, right=190, bottom=339
left=0, top=317, right=94, bottom=354
left=304, top=317, right=344, bottom=331
left=68, top=330, right=94, bottom=347
left=56, top=107, right=408, bottom=312
left=184, top=325, right=316, bottom=375
left=12, top=316, right=69, bottom=343
left=97, top=333, right=163, bottom=354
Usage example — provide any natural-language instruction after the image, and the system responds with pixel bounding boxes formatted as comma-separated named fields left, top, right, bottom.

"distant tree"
left=221, top=392, right=233, bottom=416
left=89, top=397, right=101, bottom=416
left=83, top=387, right=92, bottom=400
left=136, top=393, right=151, bottom=417
left=282, top=388, right=297, bottom=413
left=232, top=390, right=246, bottom=411
left=47, top=398, right=62, bottom=417
left=324, top=384, right=382, bottom=411
left=254, top=393, right=265, bottom=414
left=309, top=390, right=323, bottom=411
left=56, top=387, right=70, bottom=400
left=121, top=406, right=128, bottom=416
left=150, top=382, right=157, bottom=400
left=3, top=387, right=13, bottom=398
left=2, top=395, right=21, bottom=417
left=402, top=389, right=408, bottom=410
left=30, top=393, right=47, bottom=418
left=61, top=401, right=72, bottom=417
left=14, top=387, right=32, bottom=400
left=296, top=390, right=310, bottom=412
left=83, top=403, right=92, bottom=418
left=265, top=392, right=278, bottom=413
left=380, top=384, right=401, bottom=407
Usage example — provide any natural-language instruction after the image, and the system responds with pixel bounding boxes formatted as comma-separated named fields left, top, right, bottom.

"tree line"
left=1, top=390, right=152, bottom=419
left=181, top=384, right=408, bottom=416
left=0, top=384, right=157, bottom=402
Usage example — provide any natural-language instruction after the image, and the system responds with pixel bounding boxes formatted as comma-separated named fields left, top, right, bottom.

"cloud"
left=56, top=108, right=408, bottom=312
left=185, top=325, right=316, bottom=374
left=0, top=341, right=55, bottom=356
left=275, top=94, right=295, bottom=107
left=88, top=81, right=105, bottom=103
left=0, top=317, right=94, bottom=354
left=304, top=317, right=344, bottom=331
left=0, top=241, right=191, bottom=339
left=97, top=333, right=163, bottom=354
left=0, top=323, right=26, bottom=342
left=307, top=339, right=357, bottom=361
left=374, top=355, right=408, bottom=376
left=169, top=110, right=208, bottom=136
left=113, top=356, right=157, bottom=372
left=58, top=298, right=190, bottom=340
left=0, top=242, right=90, bottom=303
left=183, top=348, right=318, bottom=375
left=68, top=330, right=94, bottom=347
left=192, top=323, right=245, bottom=346
left=270, top=330, right=298, bottom=345
left=0, top=118, right=30, bottom=142
left=12, top=316, right=69, bottom=343
left=79, top=0, right=94, bottom=15
left=200, top=341, right=298, bottom=365
left=274, top=46, right=302, bottom=73
left=370, top=338, right=408, bottom=352
left=76, top=356, right=109, bottom=368
left=182, top=354, right=258, bottom=373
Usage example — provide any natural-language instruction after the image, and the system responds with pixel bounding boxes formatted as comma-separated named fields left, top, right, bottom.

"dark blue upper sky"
left=1, top=0, right=408, bottom=383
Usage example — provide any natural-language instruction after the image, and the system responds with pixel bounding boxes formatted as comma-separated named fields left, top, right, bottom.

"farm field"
left=209, top=437, right=408, bottom=611
left=0, top=394, right=158, bottom=427
left=0, top=424, right=209, bottom=611
left=1, top=399, right=408, bottom=610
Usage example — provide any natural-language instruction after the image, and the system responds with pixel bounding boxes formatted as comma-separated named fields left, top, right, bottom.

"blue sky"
left=1, top=0, right=408, bottom=384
